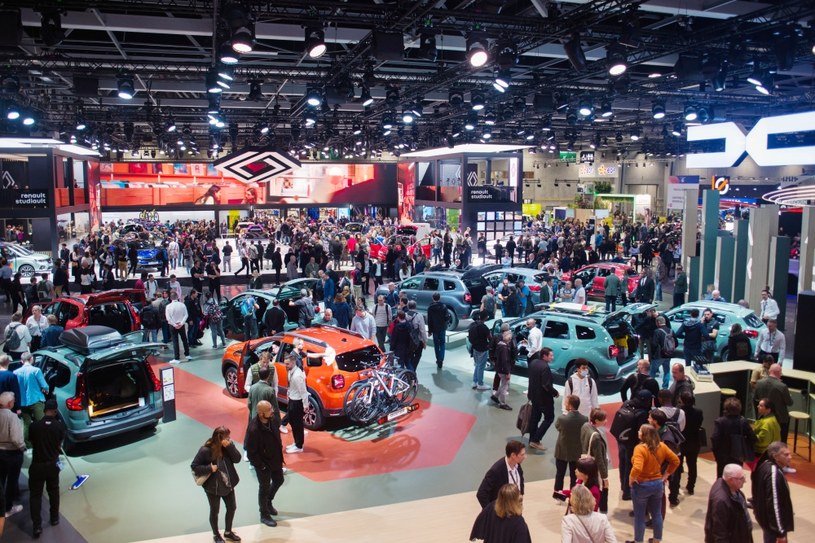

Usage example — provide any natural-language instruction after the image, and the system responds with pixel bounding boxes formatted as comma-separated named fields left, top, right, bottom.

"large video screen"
left=100, top=162, right=397, bottom=208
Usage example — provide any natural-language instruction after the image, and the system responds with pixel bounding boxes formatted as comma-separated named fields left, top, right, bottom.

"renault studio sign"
left=686, top=111, right=815, bottom=169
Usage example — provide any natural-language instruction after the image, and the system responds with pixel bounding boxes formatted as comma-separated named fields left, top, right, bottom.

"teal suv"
left=33, top=326, right=165, bottom=450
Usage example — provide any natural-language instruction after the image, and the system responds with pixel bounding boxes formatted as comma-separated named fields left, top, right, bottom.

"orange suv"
left=220, top=325, right=385, bottom=430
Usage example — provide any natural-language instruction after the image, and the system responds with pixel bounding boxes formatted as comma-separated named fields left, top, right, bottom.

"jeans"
left=655, top=279, right=662, bottom=301
left=244, top=316, right=258, bottom=341
left=254, top=466, right=284, bottom=519
left=187, top=318, right=200, bottom=346
left=554, top=459, right=576, bottom=491
left=604, top=295, right=617, bottom=313
left=29, top=461, right=60, bottom=528
left=0, top=449, right=23, bottom=512
left=650, top=358, right=671, bottom=389
left=206, top=490, right=236, bottom=535
left=619, top=443, right=633, bottom=498
left=288, top=399, right=305, bottom=448
left=632, top=479, right=665, bottom=542
left=171, top=324, right=189, bottom=360
left=210, top=320, right=227, bottom=347
left=142, top=328, right=159, bottom=343
left=222, top=256, right=231, bottom=272
left=472, top=350, right=488, bottom=386
left=529, top=400, right=555, bottom=443
left=432, top=330, right=445, bottom=364
left=375, top=326, right=388, bottom=352
left=497, top=373, right=510, bottom=405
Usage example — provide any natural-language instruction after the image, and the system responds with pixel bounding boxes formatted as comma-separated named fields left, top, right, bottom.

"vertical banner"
left=160, top=367, right=176, bottom=423
left=667, top=175, right=700, bottom=210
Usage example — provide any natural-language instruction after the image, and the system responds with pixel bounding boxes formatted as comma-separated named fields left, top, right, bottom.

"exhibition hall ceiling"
left=0, top=0, right=813, bottom=159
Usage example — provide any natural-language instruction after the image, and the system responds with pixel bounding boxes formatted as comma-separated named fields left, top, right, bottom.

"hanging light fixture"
left=606, top=43, right=628, bottom=76
left=219, top=43, right=240, bottom=65
left=360, top=86, right=374, bottom=107
left=117, top=75, right=135, bottom=99
left=651, top=100, right=666, bottom=120
left=305, top=87, right=322, bottom=107
left=224, top=4, right=255, bottom=53
left=305, top=27, right=326, bottom=58
left=466, top=32, right=489, bottom=68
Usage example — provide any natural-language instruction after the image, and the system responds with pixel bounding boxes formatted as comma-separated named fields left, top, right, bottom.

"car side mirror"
left=306, top=357, right=322, bottom=367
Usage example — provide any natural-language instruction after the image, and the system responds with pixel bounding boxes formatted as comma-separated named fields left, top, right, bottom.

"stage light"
left=247, top=80, right=264, bottom=101
left=746, top=67, right=762, bottom=86
left=630, top=127, right=641, bottom=141
left=305, top=87, right=322, bottom=107
left=578, top=100, right=593, bottom=117
left=493, top=70, right=511, bottom=93
left=466, top=33, right=489, bottom=68
left=224, top=4, right=254, bottom=53
left=470, top=90, right=486, bottom=111
left=166, top=116, right=176, bottom=133
left=219, top=43, right=239, bottom=65
left=75, top=117, right=86, bottom=131
left=117, top=75, right=135, bottom=99
left=40, top=10, right=64, bottom=47
left=606, top=43, right=627, bottom=76
left=217, top=64, right=234, bottom=81
left=599, top=100, right=613, bottom=118
left=448, top=89, right=464, bottom=107
left=21, top=110, right=35, bottom=126
left=652, top=100, right=666, bottom=120
left=755, top=74, right=772, bottom=95
left=402, top=108, right=415, bottom=124
left=683, top=104, right=698, bottom=122
left=305, top=27, right=326, bottom=58
left=417, top=31, right=437, bottom=61
left=671, top=122, right=683, bottom=137
left=207, top=72, right=223, bottom=93
left=564, top=33, right=586, bottom=71
left=5, top=104, right=19, bottom=120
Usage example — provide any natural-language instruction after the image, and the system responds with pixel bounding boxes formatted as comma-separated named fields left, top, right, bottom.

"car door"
left=34, top=353, right=73, bottom=399
left=58, top=300, right=82, bottom=329
left=592, top=267, right=612, bottom=299
left=482, top=271, right=504, bottom=290
left=226, top=294, right=249, bottom=335
left=542, top=317, right=572, bottom=372
left=573, top=267, right=596, bottom=293
left=398, top=276, right=422, bottom=302
left=417, top=277, right=440, bottom=310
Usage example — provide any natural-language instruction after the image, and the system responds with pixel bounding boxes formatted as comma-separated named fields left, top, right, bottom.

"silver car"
left=0, top=242, right=52, bottom=277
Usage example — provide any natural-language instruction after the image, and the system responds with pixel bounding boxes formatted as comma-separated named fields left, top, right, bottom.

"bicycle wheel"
left=393, top=369, right=418, bottom=406
left=343, top=381, right=380, bottom=424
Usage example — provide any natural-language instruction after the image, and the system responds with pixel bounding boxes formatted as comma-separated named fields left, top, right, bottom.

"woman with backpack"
left=204, top=291, right=227, bottom=349
left=711, top=397, right=757, bottom=479
left=726, top=323, right=753, bottom=361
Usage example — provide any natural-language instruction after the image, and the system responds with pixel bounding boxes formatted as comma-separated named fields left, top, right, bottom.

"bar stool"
left=720, top=388, right=737, bottom=414
left=789, top=411, right=812, bottom=462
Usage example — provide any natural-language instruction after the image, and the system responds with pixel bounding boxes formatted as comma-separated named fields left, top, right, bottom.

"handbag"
left=729, top=423, right=755, bottom=463
left=581, top=431, right=598, bottom=460
left=516, top=401, right=533, bottom=435
left=192, top=469, right=211, bottom=486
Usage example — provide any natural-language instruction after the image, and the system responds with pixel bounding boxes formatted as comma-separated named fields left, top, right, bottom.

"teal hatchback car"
left=664, top=301, right=765, bottom=361
left=33, top=326, right=165, bottom=450
left=479, top=303, right=654, bottom=395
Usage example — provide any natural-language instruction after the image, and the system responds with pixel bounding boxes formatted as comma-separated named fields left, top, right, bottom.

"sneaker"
left=489, top=395, right=499, bottom=404
left=529, top=442, right=547, bottom=451
left=279, top=426, right=289, bottom=434
left=476, top=384, right=492, bottom=391
left=282, top=466, right=291, bottom=474
left=472, top=384, right=478, bottom=390
left=669, top=499, right=679, bottom=507
left=5, top=504, right=22, bottom=518
left=260, top=516, right=277, bottom=527
left=686, top=487, right=695, bottom=496
left=169, top=359, right=181, bottom=365
left=243, top=450, right=248, bottom=462
left=498, top=403, right=513, bottom=411
left=285, top=445, right=303, bottom=453
left=782, top=466, right=797, bottom=474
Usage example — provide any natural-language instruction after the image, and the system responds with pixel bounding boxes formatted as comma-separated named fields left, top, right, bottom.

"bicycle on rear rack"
left=343, top=352, right=419, bottom=425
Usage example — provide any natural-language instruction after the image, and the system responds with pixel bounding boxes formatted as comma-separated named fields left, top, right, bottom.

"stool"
left=719, top=388, right=737, bottom=414
left=789, top=411, right=811, bottom=462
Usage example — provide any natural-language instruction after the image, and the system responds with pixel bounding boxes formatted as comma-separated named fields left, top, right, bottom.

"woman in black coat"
left=191, top=426, right=242, bottom=543
left=390, top=311, right=412, bottom=369
left=470, top=484, right=531, bottom=543
left=711, top=397, right=756, bottom=479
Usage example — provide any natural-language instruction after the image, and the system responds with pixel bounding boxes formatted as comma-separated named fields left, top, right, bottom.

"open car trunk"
left=85, top=360, right=154, bottom=418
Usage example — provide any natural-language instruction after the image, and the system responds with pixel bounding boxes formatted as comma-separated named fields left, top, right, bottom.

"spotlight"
left=360, top=87, right=374, bottom=107
left=564, top=33, right=586, bottom=71
left=304, top=110, right=317, bottom=126
left=305, top=87, right=322, bottom=107
left=578, top=100, right=593, bottom=117
left=697, top=106, right=712, bottom=124
left=117, top=75, right=135, bottom=100
left=671, top=122, right=683, bottom=137
left=247, top=80, right=264, bottom=101
left=651, top=100, right=666, bottom=120
left=630, top=127, right=641, bottom=141
left=606, top=43, right=628, bottom=76
left=470, top=90, right=486, bottom=111
left=448, top=89, right=464, bottom=107
left=484, top=111, right=496, bottom=126
left=259, top=120, right=270, bottom=135
left=493, top=69, right=511, bottom=92
left=166, top=116, right=176, bottom=132
left=305, top=27, right=326, bottom=59
left=75, top=117, right=86, bottom=131
left=207, top=72, right=223, bottom=94
left=683, top=104, right=698, bottom=122
left=496, top=41, right=517, bottom=69
left=466, top=33, right=489, bottom=68
left=5, top=104, right=19, bottom=120
left=402, top=108, right=415, bottom=124
left=207, top=94, right=221, bottom=114
left=385, top=85, right=400, bottom=108
left=217, top=64, right=234, bottom=81
left=21, top=110, right=35, bottom=126
left=382, top=111, right=395, bottom=130
left=219, top=43, right=240, bottom=65
left=417, top=31, right=437, bottom=61
left=566, top=109, right=577, bottom=125
left=352, top=122, right=362, bottom=135
left=755, top=74, right=772, bottom=95
left=481, top=126, right=492, bottom=140
left=746, top=67, right=762, bottom=86
left=224, top=4, right=255, bottom=53
left=464, top=115, right=476, bottom=131
left=599, top=100, right=613, bottom=118
left=40, top=10, right=65, bottom=47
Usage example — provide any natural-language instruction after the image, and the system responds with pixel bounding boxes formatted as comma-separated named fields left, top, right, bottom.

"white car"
left=0, top=242, right=52, bottom=277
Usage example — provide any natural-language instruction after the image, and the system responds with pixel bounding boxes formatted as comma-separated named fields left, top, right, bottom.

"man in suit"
left=476, top=440, right=526, bottom=507
left=635, top=268, right=655, bottom=303
left=603, top=271, right=621, bottom=312
left=527, top=347, right=559, bottom=451
left=554, top=394, right=589, bottom=491
left=540, top=276, right=555, bottom=304
left=755, top=364, right=794, bottom=451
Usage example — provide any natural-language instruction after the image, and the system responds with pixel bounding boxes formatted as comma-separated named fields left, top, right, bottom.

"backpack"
left=140, top=305, right=159, bottom=329
left=610, top=404, right=640, bottom=445
left=206, top=301, right=223, bottom=323
left=407, top=313, right=423, bottom=350
left=566, top=374, right=594, bottom=396
left=241, top=297, right=255, bottom=317
left=660, top=328, right=677, bottom=356
left=303, top=299, right=315, bottom=320
left=629, top=373, right=650, bottom=398
left=662, top=409, right=686, bottom=453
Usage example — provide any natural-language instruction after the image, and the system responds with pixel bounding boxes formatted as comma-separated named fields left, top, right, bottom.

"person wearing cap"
left=28, top=398, right=65, bottom=538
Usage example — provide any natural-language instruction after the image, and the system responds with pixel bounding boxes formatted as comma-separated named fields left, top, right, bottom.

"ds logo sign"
left=686, top=111, right=815, bottom=169
left=711, top=176, right=730, bottom=195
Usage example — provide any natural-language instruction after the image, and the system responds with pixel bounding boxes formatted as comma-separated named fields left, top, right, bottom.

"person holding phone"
left=191, top=426, right=242, bottom=543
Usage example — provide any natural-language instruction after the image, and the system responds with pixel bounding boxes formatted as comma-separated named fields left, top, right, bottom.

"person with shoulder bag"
left=581, top=409, right=611, bottom=514
left=190, top=426, right=242, bottom=543
left=561, top=484, right=617, bottom=543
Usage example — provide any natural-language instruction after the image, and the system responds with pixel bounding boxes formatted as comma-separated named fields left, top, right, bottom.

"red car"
left=369, top=235, right=432, bottom=261
left=560, top=263, right=640, bottom=301
left=30, top=289, right=146, bottom=335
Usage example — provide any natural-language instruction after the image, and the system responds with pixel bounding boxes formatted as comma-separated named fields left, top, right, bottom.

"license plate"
left=385, top=402, right=419, bottom=422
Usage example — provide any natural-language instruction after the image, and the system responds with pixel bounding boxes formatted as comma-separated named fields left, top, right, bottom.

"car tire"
left=224, top=365, right=241, bottom=398
left=719, top=347, right=728, bottom=362
left=18, top=264, right=35, bottom=278
left=445, top=306, right=459, bottom=332
left=303, top=392, right=324, bottom=431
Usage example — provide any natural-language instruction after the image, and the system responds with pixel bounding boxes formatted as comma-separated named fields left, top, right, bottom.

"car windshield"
left=334, top=346, right=382, bottom=372
left=743, top=313, right=763, bottom=328
left=9, top=244, right=33, bottom=256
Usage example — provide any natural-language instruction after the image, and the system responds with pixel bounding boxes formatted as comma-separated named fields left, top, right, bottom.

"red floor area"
left=155, top=361, right=478, bottom=482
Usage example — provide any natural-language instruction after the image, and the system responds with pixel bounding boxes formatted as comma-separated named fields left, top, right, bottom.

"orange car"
left=220, top=325, right=385, bottom=430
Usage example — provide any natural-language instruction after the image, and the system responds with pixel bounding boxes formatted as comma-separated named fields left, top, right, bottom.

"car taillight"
left=331, top=375, right=345, bottom=389
left=66, top=372, right=85, bottom=411
left=528, top=285, right=541, bottom=291
left=147, top=363, right=162, bottom=392
left=744, top=329, right=759, bottom=338
left=608, top=345, right=619, bottom=359
left=464, top=292, right=472, bottom=303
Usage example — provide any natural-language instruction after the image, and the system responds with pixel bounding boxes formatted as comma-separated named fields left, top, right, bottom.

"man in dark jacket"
left=468, top=311, right=492, bottom=391
left=613, top=390, right=653, bottom=500
left=28, top=399, right=65, bottom=538
left=704, top=464, right=753, bottom=543
left=554, top=395, right=588, bottom=491
left=635, top=268, right=655, bottom=303
left=634, top=307, right=658, bottom=359
left=262, top=299, right=287, bottom=337
left=619, top=358, right=660, bottom=403
left=676, top=308, right=704, bottom=367
left=527, top=347, right=559, bottom=451
left=184, top=290, right=203, bottom=347
left=752, top=441, right=794, bottom=543
left=245, top=400, right=285, bottom=527
left=673, top=265, right=688, bottom=308
left=476, top=440, right=525, bottom=508
left=426, top=292, right=448, bottom=369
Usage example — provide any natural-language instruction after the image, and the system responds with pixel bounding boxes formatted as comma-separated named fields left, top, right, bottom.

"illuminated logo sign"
left=686, top=111, right=815, bottom=168
left=711, top=175, right=730, bottom=195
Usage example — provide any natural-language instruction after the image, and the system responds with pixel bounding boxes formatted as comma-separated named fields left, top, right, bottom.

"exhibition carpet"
left=153, top=360, right=478, bottom=482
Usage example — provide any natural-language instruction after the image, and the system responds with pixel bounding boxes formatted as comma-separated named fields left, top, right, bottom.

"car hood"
left=602, top=302, right=657, bottom=326
left=84, top=342, right=165, bottom=365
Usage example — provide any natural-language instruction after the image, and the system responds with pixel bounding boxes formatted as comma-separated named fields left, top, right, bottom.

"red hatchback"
left=31, top=289, right=146, bottom=335
left=369, top=235, right=432, bottom=261
left=561, top=263, right=640, bottom=301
